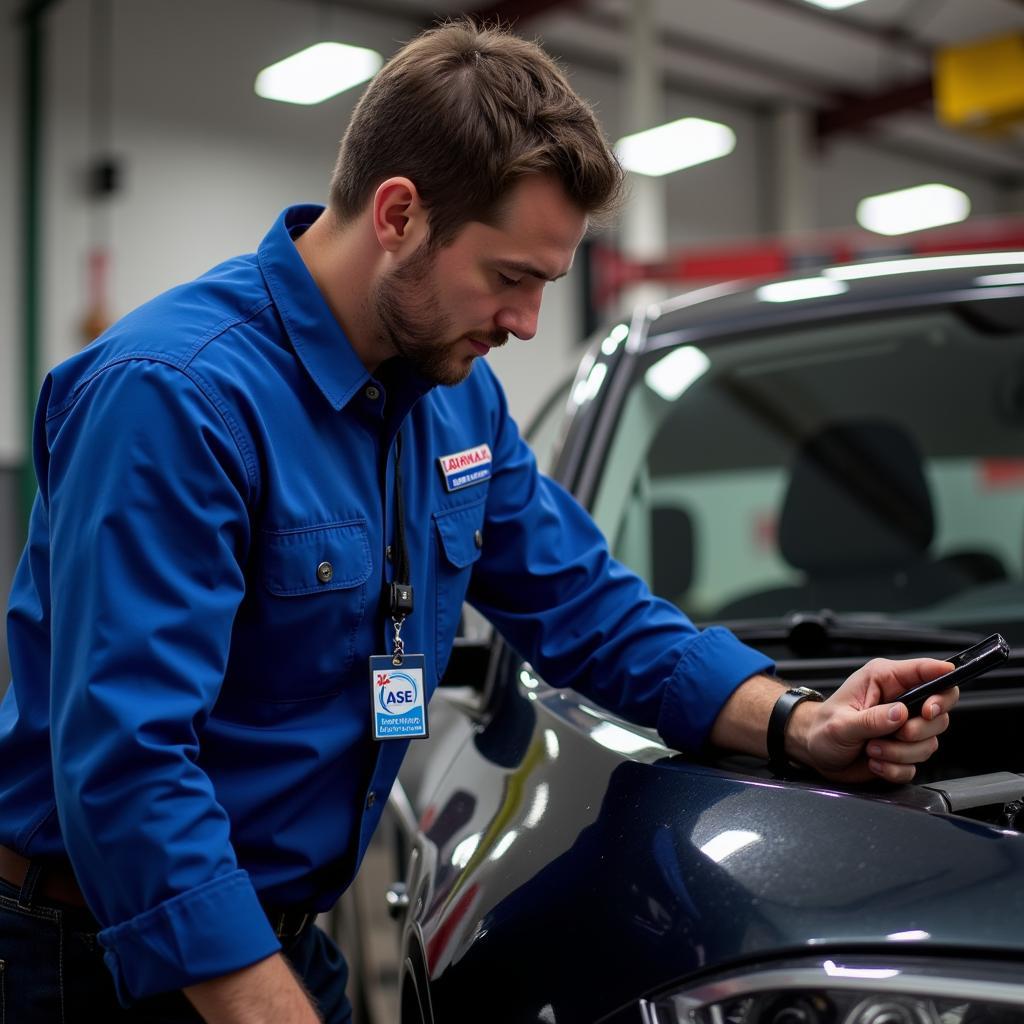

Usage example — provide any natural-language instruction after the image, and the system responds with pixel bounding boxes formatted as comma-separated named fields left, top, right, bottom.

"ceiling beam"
left=743, top=0, right=932, bottom=59
left=817, top=77, right=934, bottom=139
left=581, top=6, right=849, bottom=98
left=458, top=0, right=583, bottom=28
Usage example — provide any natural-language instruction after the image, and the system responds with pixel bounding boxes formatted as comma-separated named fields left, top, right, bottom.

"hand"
left=795, top=657, right=958, bottom=784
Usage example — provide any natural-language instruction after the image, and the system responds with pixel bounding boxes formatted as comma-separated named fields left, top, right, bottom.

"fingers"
left=871, top=657, right=954, bottom=702
left=921, top=685, right=960, bottom=720
left=893, top=690, right=957, bottom=742
left=838, top=699, right=908, bottom=743
left=866, top=734, right=939, bottom=767
left=864, top=701, right=952, bottom=784
left=867, top=759, right=918, bottom=785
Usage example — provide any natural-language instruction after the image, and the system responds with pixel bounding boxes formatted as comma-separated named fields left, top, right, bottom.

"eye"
left=497, top=272, right=521, bottom=288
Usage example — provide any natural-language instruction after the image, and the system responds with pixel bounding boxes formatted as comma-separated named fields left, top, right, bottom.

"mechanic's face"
left=373, top=174, right=587, bottom=386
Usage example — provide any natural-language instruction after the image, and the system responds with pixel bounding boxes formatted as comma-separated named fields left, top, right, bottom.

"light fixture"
left=801, top=0, right=868, bottom=9
left=757, top=278, right=849, bottom=303
left=615, top=117, right=736, bottom=177
left=255, top=41, right=383, bottom=106
left=856, top=183, right=971, bottom=236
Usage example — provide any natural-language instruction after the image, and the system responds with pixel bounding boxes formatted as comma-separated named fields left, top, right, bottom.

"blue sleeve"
left=467, top=374, right=774, bottom=755
left=42, top=358, right=280, bottom=1001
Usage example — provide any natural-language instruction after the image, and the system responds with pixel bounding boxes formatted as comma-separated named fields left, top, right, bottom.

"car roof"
left=643, top=252, right=1024, bottom=352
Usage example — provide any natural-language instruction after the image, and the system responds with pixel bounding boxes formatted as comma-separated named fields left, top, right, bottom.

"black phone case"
left=899, top=633, right=1009, bottom=716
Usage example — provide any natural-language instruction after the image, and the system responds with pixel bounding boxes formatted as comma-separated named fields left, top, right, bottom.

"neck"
left=293, top=208, right=392, bottom=373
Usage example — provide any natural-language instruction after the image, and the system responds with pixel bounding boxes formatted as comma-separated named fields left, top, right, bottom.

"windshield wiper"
left=721, top=610, right=983, bottom=658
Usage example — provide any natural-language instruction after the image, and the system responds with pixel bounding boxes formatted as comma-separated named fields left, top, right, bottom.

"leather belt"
left=0, top=843, right=315, bottom=939
left=0, top=843, right=89, bottom=907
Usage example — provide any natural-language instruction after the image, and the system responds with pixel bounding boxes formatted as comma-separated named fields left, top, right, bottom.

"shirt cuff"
left=657, top=626, right=776, bottom=755
left=98, top=869, right=281, bottom=1003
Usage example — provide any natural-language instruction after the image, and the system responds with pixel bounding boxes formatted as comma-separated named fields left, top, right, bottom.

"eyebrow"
left=497, top=260, right=570, bottom=283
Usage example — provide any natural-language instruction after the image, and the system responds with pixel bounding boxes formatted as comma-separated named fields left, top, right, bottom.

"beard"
left=372, top=242, right=507, bottom=387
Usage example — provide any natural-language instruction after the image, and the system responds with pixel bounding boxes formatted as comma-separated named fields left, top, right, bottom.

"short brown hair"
left=328, top=19, right=623, bottom=248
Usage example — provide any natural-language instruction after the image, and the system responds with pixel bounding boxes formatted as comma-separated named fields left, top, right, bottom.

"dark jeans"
left=0, top=873, right=352, bottom=1022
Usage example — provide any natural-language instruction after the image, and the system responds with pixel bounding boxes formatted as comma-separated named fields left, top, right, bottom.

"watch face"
left=793, top=686, right=824, bottom=700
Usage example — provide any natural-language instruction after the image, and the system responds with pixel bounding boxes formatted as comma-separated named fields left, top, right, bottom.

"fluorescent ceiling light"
left=644, top=346, right=710, bottom=401
left=975, top=272, right=1024, bottom=287
left=615, top=117, right=736, bottom=177
left=255, top=42, right=383, bottom=106
left=825, top=252, right=1024, bottom=281
left=802, top=0, right=868, bottom=9
left=757, top=278, right=849, bottom=303
left=856, top=183, right=970, bottom=237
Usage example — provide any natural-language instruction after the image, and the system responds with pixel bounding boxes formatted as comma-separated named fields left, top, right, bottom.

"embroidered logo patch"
left=438, top=443, right=492, bottom=492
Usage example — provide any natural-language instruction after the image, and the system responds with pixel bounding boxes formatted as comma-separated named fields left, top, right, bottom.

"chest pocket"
left=433, top=499, right=485, bottom=677
left=232, top=520, right=373, bottom=702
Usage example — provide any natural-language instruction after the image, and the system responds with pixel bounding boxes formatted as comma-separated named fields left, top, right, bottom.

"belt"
left=0, top=844, right=316, bottom=939
left=0, top=843, right=89, bottom=907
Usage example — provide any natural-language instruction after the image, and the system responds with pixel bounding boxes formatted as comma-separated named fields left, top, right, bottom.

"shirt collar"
left=257, top=204, right=373, bottom=412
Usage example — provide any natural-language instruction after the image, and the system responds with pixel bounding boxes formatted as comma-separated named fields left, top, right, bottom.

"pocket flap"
left=434, top=502, right=485, bottom=570
left=262, top=520, right=372, bottom=596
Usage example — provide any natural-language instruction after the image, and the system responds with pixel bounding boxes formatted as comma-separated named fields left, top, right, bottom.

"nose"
left=495, top=292, right=542, bottom=342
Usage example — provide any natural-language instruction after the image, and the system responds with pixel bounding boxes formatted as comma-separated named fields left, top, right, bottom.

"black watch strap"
left=767, top=686, right=824, bottom=773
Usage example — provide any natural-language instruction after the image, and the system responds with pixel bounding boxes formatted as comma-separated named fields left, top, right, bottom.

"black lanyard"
left=387, top=431, right=413, bottom=662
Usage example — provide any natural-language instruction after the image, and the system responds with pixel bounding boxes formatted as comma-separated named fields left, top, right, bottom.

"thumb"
left=846, top=700, right=907, bottom=742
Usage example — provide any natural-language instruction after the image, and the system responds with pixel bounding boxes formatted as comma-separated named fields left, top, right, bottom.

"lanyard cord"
left=387, top=430, right=414, bottom=656
left=392, top=431, right=411, bottom=597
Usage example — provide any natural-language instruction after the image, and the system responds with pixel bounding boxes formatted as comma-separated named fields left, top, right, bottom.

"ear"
left=372, top=177, right=429, bottom=255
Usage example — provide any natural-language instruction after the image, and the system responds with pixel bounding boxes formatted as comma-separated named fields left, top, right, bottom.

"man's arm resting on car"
left=710, top=658, right=958, bottom=784
left=184, top=953, right=321, bottom=1024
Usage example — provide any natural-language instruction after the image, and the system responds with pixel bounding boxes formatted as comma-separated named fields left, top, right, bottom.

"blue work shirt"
left=0, top=205, right=773, bottom=1001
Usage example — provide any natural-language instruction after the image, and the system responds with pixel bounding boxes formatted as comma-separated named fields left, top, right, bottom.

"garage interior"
left=3, top=0, right=1024, bottom=1018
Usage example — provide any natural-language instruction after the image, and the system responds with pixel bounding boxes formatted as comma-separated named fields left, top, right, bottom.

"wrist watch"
left=767, top=686, right=824, bottom=774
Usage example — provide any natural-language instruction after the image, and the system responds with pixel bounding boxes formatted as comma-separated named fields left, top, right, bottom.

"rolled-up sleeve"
left=467, top=369, right=774, bottom=755
left=43, top=358, right=280, bottom=1000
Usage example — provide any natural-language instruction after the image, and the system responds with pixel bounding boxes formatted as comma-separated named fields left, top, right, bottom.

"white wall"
left=817, top=137, right=1002, bottom=232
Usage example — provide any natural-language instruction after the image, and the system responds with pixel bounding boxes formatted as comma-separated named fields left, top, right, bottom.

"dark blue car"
left=342, top=254, right=1024, bottom=1024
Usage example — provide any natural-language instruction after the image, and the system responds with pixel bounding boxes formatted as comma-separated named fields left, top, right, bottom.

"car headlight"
left=641, top=956, right=1024, bottom=1024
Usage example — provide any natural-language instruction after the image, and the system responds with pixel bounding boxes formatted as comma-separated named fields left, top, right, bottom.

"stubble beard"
left=372, top=243, right=507, bottom=387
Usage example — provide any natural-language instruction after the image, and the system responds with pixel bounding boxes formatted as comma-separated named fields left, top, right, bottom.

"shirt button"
left=474, top=529, right=483, bottom=549
left=316, top=561, right=334, bottom=583
left=365, top=385, right=381, bottom=401
left=366, top=791, right=377, bottom=808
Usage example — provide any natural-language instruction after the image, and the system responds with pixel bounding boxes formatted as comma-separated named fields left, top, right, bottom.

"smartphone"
left=896, top=633, right=1009, bottom=717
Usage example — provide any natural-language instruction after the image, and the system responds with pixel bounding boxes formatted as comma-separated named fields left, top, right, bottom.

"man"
left=0, top=19, right=957, bottom=1024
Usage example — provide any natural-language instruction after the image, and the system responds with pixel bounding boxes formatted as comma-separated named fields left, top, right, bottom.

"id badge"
left=370, top=653, right=429, bottom=740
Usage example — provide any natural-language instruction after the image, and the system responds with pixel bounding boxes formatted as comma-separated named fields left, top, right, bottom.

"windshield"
left=591, top=298, right=1024, bottom=645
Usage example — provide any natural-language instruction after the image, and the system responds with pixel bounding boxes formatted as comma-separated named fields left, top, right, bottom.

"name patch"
left=438, top=444, right=492, bottom=492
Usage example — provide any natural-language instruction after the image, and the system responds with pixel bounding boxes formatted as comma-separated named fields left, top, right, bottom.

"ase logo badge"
left=369, top=654, right=428, bottom=740
left=375, top=670, right=418, bottom=714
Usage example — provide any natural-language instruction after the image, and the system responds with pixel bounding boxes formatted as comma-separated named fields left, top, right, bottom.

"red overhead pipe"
left=592, top=217, right=1024, bottom=308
